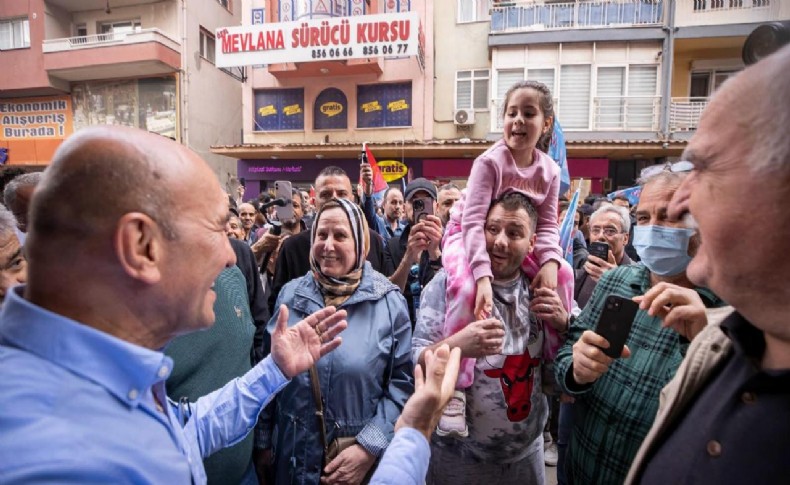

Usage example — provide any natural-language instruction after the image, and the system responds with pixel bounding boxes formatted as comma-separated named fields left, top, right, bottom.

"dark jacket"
left=268, top=227, right=392, bottom=314
left=230, top=238, right=270, bottom=363
left=574, top=252, right=633, bottom=310
left=383, top=223, right=440, bottom=326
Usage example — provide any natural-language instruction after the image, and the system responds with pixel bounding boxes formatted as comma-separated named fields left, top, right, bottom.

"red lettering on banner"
left=310, top=26, right=320, bottom=46
left=223, top=30, right=284, bottom=53
left=357, top=23, right=367, bottom=43
left=271, top=31, right=284, bottom=49
left=356, top=20, right=409, bottom=44
left=379, top=21, right=390, bottom=42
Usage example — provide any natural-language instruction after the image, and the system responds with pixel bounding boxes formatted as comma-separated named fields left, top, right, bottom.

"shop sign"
left=216, top=11, right=419, bottom=67
left=314, top=88, right=348, bottom=130
left=378, top=160, right=408, bottom=182
left=0, top=97, right=73, bottom=140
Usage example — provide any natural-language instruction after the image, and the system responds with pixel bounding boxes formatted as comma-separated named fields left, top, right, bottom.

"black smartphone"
left=589, top=241, right=610, bottom=261
left=594, top=295, right=640, bottom=358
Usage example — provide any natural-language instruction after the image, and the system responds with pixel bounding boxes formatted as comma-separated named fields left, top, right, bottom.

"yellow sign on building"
left=378, top=160, right=408, bottom=182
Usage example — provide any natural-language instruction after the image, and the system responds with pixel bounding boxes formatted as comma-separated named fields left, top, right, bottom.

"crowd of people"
left=1, top=45, right=789, bottom=485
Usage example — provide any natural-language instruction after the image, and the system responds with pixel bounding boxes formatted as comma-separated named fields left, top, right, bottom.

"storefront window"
left=314, top=88, right=348, bottom=130
left=70, top=77, right=178, bottom=139
left=357, top=82, right=412, bottom=129
left=254, top=88, right=305, bottom=131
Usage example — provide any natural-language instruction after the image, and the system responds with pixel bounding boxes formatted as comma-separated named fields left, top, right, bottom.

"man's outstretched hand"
left=395, top=345, right=461, bottom=441
left=271, top=305, right=348, bottom=378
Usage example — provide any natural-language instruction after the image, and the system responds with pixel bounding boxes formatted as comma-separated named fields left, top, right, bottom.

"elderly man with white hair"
left=0, top=205, right=26, bottom=303
left=553, top=166, right=725, bottom=485
left=625, top=44, right=790, bottom=485
left=574, top=204, right=634, bottom=309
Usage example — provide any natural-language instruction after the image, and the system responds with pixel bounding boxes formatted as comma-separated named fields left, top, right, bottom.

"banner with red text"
left=215, top=11, right=420, bottom=68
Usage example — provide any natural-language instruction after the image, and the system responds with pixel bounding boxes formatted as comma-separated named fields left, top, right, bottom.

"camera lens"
left=413, top=199, right=424, bottom=210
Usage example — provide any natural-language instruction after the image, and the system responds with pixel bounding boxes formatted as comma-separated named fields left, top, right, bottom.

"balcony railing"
left=490, top=0, right=663, bottom=33
left=42, top=28, right=180, bottom=53
left=688, top=0, right=771, bottom=13
left=670, top=97, right=709, bottom=131
left=593, top=96, right=661, bottom=131
left=676, top=0, right=780, bottom=26
left=491, top=95, right=660, bottom=132
left=275, top=0, right=410, bottom=22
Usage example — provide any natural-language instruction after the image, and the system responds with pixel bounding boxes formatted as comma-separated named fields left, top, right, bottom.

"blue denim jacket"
left=261, top=263, right=414, bottom=484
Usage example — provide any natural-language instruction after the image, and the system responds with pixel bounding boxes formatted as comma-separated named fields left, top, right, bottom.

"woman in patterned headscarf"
left=261, top=198, right=413, bottom=485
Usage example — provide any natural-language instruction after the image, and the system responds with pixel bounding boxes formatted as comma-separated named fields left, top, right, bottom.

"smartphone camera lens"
left=413, top=199, right=424, bottom=211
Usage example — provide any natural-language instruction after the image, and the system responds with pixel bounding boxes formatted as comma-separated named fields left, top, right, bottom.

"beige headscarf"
left=309, top=198, right=370, bottom=307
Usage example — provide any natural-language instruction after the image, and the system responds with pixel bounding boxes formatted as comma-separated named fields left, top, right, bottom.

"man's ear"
left=529, top=232, right=537, bottom=249
left=114, top=213, right=164, bottom=285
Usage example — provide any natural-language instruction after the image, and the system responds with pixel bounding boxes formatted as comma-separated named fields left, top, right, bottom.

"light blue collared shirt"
left=0, top=286, right=288, bottom=484
left=370, top=428, right=431, bottom=485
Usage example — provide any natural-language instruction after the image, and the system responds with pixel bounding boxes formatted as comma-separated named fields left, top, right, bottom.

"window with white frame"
left=456, top=69, right=490, bottom=111
left=596, top=66, right=626, bottom=129
left=100, top=20, right=141, bottom=36
left=200, top=28, right=216, bottom=64
left=526, top=68, right=556, bottom=94
left=559, top=65, right=592, bottom=129
left=594, top=64, right=657, bottom=130
left=458, top=0, right=490, bottom=23
left=496, top=69, right=524, bottom=113
left=0, top=17, right=30, bottom=50
left=689, top=69, right=738, bottom=97
left=627, top=65, right=658, bottom=129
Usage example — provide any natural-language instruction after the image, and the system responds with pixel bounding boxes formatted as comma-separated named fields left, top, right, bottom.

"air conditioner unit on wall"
left=454, top=109, right=475, bottom=126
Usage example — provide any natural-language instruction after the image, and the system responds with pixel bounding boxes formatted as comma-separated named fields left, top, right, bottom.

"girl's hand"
left=474, top=277, right=493, bottom=320
left=531, top=260, right=559, bottom=290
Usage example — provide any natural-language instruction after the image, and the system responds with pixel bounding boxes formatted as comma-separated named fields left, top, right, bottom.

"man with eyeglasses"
left=575, top=205, right=634, bottom=309
left=626, top=46, right=790, bottom=484
left=553, top=166, right=724, bottom=485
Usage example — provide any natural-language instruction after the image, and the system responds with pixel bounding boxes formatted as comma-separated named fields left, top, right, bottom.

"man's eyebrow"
left=1, top=248, right=23, bottom=270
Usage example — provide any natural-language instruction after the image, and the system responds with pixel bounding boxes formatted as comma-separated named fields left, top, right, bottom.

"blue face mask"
left=632, top=225, right=695, bottom=276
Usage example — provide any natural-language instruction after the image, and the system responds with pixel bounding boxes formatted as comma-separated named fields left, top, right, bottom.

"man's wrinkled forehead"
left=590, top=212, right=622, bottom=229
left=0, top=231, right=22, bottom=264
left=488, top=206, right=531, bottom=228
left=316, top=174, right=351, bottom=192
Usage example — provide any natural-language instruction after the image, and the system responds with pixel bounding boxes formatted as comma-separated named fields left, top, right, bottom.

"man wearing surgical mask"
left=552, top=166, right=726, bottom=485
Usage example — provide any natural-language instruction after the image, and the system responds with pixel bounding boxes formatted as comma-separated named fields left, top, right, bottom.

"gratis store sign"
left=215, top=11, right=419, bottom=68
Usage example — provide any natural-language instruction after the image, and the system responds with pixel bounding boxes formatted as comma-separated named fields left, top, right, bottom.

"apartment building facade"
left=211, top=0, right=440, bottom=197
left=0, top=0, right=243, bottom=188
left=433, top=0, right=788, bottom=193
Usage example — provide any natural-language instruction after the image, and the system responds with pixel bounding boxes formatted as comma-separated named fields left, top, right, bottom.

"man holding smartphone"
left=575, top=205, right=634, bottom=309
left=384, top=178, right=443, bottom=327
left=553, top=169, right=724, bottom=485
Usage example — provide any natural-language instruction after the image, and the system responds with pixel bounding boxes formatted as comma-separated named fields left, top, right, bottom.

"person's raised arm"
left=182, top=306, right=347, bottom=458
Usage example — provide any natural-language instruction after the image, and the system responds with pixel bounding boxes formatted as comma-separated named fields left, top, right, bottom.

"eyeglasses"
left=639, top=160, right=693, bottom=180
left=590, top=226, right=623, bottom=237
